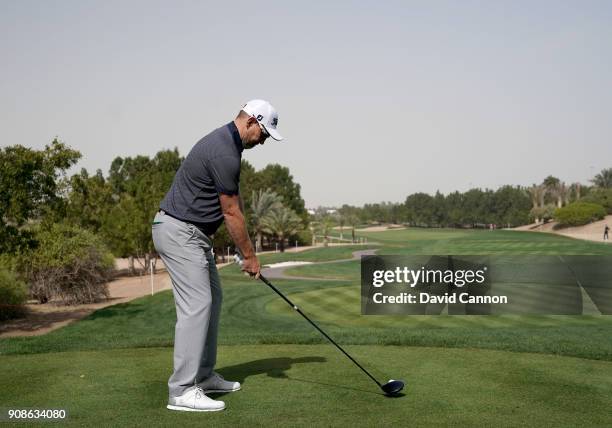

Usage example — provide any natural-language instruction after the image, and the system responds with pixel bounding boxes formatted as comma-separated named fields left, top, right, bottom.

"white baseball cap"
left=241, top=99, right=284, bottom=141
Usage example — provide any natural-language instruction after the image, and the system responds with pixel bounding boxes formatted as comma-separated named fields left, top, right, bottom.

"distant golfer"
left=605, top=224, right=610, bottom=241
left=152, top=100, right=283, bottom=412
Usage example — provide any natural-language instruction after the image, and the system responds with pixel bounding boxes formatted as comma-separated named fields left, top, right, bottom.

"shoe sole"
left=167, top=404, right=225, bottom=412
left=201, top=385, right=241, bottom=393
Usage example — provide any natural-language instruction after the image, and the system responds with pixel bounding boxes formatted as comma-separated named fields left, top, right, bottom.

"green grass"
left=1, top=345, right=611, bottom=427
left=3, top=261, right=611, bottom=361
left=2, top=229, right=612, bottom=425
left=359, top=228, right=612, bottom=255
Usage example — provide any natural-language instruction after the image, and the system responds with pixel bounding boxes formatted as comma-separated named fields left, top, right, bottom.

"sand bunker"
left=264, top=261, right=314, bottom=269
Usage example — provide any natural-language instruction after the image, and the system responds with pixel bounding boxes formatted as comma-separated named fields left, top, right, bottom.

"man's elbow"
left=219, top=193, right=242, bottom=219
left=223, top=209, right=240, bottom=220
left=221, top=203, right=242, bottom=219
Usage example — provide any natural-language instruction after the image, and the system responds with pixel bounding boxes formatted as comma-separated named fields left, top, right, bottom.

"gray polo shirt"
left=160, top=122, right=243, bottom=235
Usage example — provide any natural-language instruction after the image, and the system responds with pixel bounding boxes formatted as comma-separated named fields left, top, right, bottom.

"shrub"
left=25, top=224, right=115, bottom=305
left=581, top=188, right=612, bottom=214
left=293, top=228, right=314, bottom=246
left=530, top=204, right=556, bottom=223
left=554, top=202, right=606, bottom=227
left=0, top=267, right=28, bottom=320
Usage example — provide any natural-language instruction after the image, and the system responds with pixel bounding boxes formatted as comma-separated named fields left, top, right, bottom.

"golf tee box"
left=361, top=255, right=612, bottom=315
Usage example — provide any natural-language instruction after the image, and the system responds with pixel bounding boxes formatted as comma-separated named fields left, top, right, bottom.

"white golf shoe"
left=197, top=372, right=241, bottom=393
left=167, top=386, right=225, bottom=412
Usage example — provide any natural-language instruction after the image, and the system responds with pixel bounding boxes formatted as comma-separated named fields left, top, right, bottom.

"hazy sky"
left=1, top=0, right=611, bottom=207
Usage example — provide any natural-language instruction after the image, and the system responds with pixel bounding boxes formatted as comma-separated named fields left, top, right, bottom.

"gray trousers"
left=151, top=210, right=222, bottom=398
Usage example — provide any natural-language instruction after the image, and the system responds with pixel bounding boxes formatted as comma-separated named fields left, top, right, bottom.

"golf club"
left=234, top=253, right=405, bottom=396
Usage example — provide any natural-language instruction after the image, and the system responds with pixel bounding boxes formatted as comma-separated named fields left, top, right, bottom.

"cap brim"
left=263, top=125, right=283, bottom=141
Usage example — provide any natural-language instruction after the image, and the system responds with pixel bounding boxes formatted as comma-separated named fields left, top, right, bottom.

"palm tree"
left=542, top=175, right=560, bottom=206
left=261, top=206, right=302, bottom=252
left=569, top=182, right=582, bottom=202
left=527, top=184, right=546, bottom=223
left=347, top=215, right=359, bottom=243
left=250, top=189, right=282, bottom=252
left=321, top=216, right=335, bottom=247
left=555, top=181, right=568, bottom=208
left=338, top=215, right=345, bottom=240
left=308, top=222, right=318, bottom=246
left=543, top=175, right=560, bottom=188
left=591, top=168, right=612, bottom=188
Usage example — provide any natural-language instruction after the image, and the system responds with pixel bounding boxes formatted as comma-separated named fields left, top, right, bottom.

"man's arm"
left=219, top=193, right=260, bottom=277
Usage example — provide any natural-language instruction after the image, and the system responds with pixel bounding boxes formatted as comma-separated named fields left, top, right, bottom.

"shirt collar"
left=227, top=121, right=244, bottom=154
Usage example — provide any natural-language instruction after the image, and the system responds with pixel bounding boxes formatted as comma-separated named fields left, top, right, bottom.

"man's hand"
left=241, top=255, right=261, bottom=279
left=233, top=252, right=261, bottom=279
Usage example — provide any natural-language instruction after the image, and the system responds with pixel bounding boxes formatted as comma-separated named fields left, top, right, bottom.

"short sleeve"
left=207, top=155, right=241, bottom=195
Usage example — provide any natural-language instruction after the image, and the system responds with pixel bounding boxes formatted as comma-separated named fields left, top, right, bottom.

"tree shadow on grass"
left=85, top=302, right=147, bottom=319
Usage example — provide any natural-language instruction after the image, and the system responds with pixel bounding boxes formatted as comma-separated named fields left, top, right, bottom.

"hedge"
left=554, top=202, right=606, bottom=227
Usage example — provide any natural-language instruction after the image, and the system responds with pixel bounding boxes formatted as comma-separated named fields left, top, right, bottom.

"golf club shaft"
left=258, top=273, right=382, bottom=388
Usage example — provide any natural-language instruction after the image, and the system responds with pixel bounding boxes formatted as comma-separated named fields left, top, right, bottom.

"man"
left=605, top=224, right=610, bottom=241
left=152, top=99, right=283, bottom=412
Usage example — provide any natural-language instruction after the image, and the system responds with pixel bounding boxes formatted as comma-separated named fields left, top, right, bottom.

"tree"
left=542, top=175, right=561, bottom=207
left=261, top=206, right=302, bottom=252
left=100, top=195, right=152, bottom=273
left=556, top=182, right=569, bottom=208
left=309, top=214, right=335, bottom=247
left=362, top=203, right=384, bottom=224
left=256, top=164, right=307, bottom=222
left=238, top=161, right=310, bottom=248
left=338, top=214, right=345, bottom=240
left=591, top=168, right=612, bottom=189
left=239, top=159, right=259, bottom=217
left=543, top=175, right=560, bottom=188
left=250, top=189, right=282, bottom=252
left=569, top=182, right=582, bottom=203
left=0, top=267, right=27, bottom=320
left=541, top=176, right=569, bottom=208
left=531, top=203, right=556, bottom=224
left=210, top=223, right=233, bottom=262
left=65, top=169, right=115, bottom=234
left=493, top=186, right=531, bottom=227
left=399, top=185, right=532, bottom=229
left=336, top=207, right=361, bottom=242
left=462, top=189, right=485, bottom=226
left=0, top=139, right=81, bottom=252
left=347, top=215, right=359, bottom=243
left=390, top=203, right=407, bottom=224
left=404, top=193, right=435, bottom=227
left=104, top=149, right=182, bottom=271
left=528, top=185, right=546, bottom=224
left=320, top=216, right=336, bottom=247
left=445, top=191, right=465, bottom=227
left=581, top=188, right=612, bottom=214
left=432, top=191, right=446, bottom=227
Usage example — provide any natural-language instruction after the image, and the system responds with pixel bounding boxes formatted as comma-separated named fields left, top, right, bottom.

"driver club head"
left=381, top=379, right=405, bottom=396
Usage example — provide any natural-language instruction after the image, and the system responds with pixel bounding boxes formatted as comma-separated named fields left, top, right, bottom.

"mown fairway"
left=1, top=228, right=611, bottom=426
